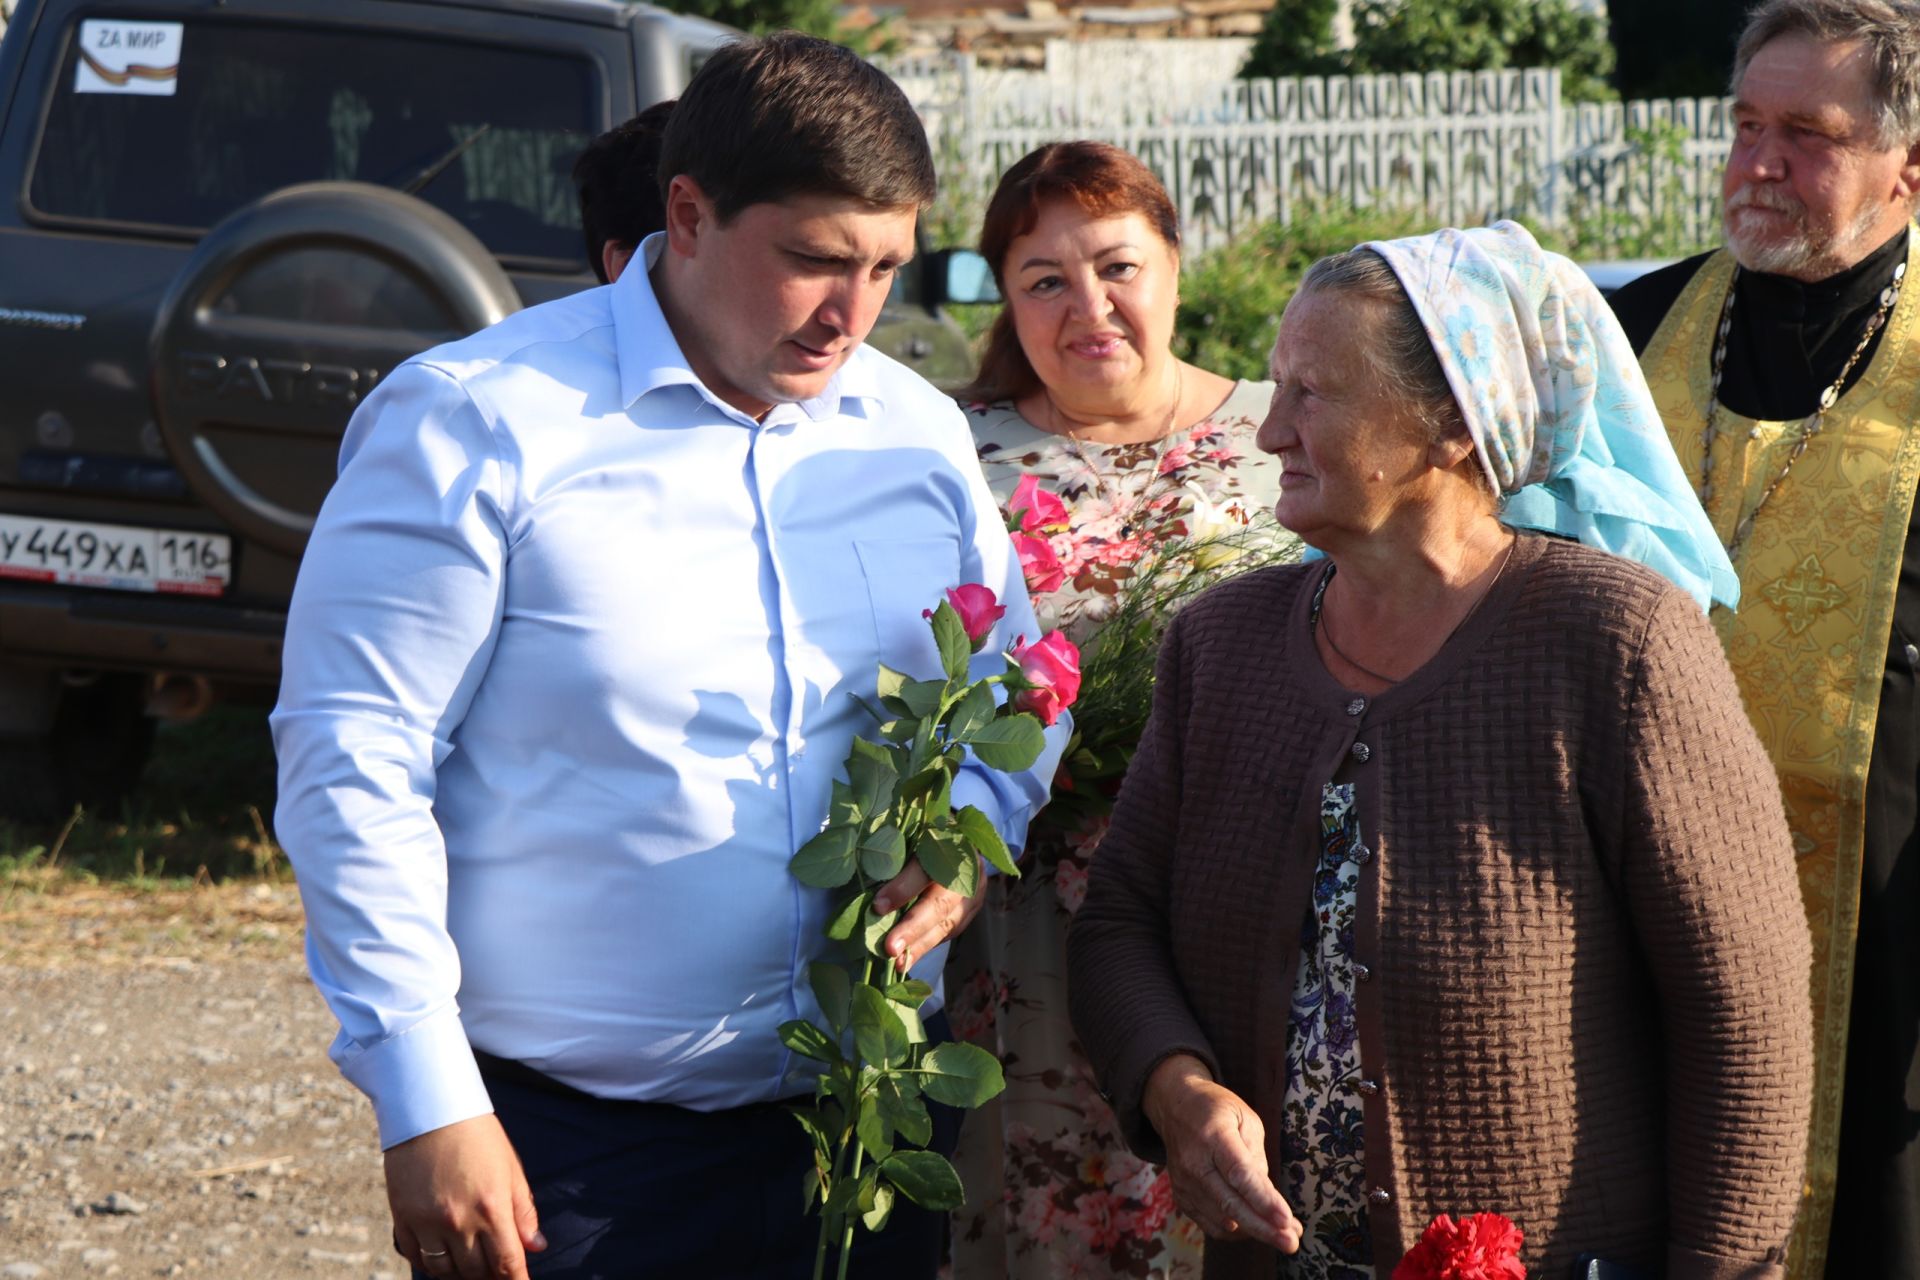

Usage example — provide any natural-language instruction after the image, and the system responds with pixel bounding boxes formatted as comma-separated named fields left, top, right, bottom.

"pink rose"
left=1011, top=630, right=1082, bottom=726
left=1007, top=474, right=1069, bottom=533
left=1012, top=532, right=1066, bottom=595
left=1157, top=442, right=1193, bottom=475
left=940, top=583, right=1005, bottom=648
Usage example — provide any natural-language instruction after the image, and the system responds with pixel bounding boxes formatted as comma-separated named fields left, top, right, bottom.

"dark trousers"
left=418, top=1015, right=961, bottom=1280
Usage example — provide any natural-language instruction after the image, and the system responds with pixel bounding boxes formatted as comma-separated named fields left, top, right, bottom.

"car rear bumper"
left=0, top=581, right=284, bottom=684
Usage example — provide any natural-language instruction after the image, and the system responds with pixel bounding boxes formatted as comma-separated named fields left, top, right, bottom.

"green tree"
left=1347, top=0, right=1616, bottom=101
left=1241, top=0, right=1345, bottom=79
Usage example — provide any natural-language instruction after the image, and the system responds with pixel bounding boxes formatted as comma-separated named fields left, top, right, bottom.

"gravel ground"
left=0, top=880, right=401, bottom=1279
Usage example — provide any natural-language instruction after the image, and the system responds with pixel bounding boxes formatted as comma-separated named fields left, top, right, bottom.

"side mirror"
left=924, top=248, right=1001, bottom=306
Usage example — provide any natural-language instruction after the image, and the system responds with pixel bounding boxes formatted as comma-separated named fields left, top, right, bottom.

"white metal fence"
left=882, top=45, right=1733, bottom=257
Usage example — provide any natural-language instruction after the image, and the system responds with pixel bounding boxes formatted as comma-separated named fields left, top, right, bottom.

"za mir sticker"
left=74, top=20, right=183, bottom=96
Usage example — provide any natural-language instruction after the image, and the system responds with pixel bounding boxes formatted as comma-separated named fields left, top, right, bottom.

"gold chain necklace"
left=1046, top=363, right=1184, bottom=534
left=1702, top=249, right=1906, bottom=562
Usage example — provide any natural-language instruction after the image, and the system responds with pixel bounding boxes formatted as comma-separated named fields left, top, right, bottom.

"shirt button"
left=1353, top=844, right=1373, bottom=865
left=1345, top=697, right=1366, bottom=716
left=1350, top=742, right=1371, bottom=763
left=1368, top=1186, right=1392, bottom=1206
left=1354, top=1078, right=1380, bottom=1097
left=1353, top=962, right=1372, bottom=982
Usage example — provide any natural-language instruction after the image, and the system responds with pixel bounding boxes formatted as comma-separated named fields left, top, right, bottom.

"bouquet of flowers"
left=1006, top=475, right=1298, bottom=848
left=780, top=585, right=1080, bottom=1280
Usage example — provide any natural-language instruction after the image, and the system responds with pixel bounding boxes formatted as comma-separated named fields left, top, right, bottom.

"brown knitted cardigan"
left=1067, top=535, right=1813, bottom=1280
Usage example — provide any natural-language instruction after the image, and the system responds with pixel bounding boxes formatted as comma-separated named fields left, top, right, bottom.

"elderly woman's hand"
left=1142, top=1054, right=1302, bottom=1252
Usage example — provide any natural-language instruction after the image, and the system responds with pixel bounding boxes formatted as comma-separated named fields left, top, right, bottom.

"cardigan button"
left=1345, top=697, right=1366, bottom=716
left=1367, top=1186, right=1392, bottom=1206
left=1353, top=844, right=1373, bottom=865
left=1353, top=962, right=1372, bottom=982
left=1355, top=1078, right=1380, bottom=1097
left=1350, top=742, right=1371, bottom=763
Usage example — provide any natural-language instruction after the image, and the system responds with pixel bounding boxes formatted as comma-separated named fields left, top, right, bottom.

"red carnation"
left=1392, top=1213, right=1526, bottom=1280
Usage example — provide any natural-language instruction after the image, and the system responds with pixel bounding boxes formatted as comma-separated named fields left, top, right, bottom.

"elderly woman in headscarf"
left=1067, top=222, right=1814, bottom=1280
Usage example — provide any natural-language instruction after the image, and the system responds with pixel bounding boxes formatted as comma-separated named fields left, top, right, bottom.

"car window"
left=28, top=17, right=597, bottom=263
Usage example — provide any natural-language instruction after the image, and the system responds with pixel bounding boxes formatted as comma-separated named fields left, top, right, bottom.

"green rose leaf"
left=913, top=827, right=964, bottom=888
left=860, top=1180, right=895, bottom=1233
left=825, top=889, right=873, bottom=942
left=853, top=983, right=908, bottom=1068
left=901, top=680, right=948, bottom=721
left=847, top=743, right=898, bottom=819
left=809, top=961, right=852, bottom=1034
left=858, top=824, right=908, bottom=882
left=779, top=1019, right=843, bottom=1065
left=879, top=1149, right=965, bottom=1211
left=960, top=714, right=1047, bottom=772
left=955, top=804, right=1019, bottom=877
left=791, top=825, right=858, bottom=888
left=877, top=718, right=918, bottom=744
left=923, top=768, right=953, bottom=823
left=915, top=830, right=978, bottom=898
left=945, top=680, right=996, bottom=742
left=896, top=765, right=947, bottom=805
left=863, top=904, right=900, bottom=958
left=876, top=1075, right=933, bottom=1147
left=918, top=1040, right=1005, bottom=1107
left=875, top=664, right=913, bottom=715
left=788, top=1106, right=833, bottom=1163
left=824, top=1170, right=862, bottom=1216
left=828, top=779, right=860, bottom=828
left=885, top=978, right=933, bottom=1007
left=855, top=1090, right=893, bottom=1161
left=890, top=999, right=927, bottom=1046
left=930, top=600, right=971, bottom=684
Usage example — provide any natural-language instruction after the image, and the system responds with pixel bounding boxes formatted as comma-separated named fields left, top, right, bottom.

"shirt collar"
left=612, top=232, right=890, bottom=423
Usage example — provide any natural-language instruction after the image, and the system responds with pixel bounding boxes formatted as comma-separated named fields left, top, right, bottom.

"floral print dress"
left=1277, top=784, right=1374, bottom=1279
left=945, top=380, right=1285, bottom=1280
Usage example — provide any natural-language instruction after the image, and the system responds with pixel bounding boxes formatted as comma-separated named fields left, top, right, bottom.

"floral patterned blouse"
left=946, top=378, right=1288, bottom=1280
left=968, top=379, right=1284, bottom=644
left=1278, top=783, right=1375, bottom=1279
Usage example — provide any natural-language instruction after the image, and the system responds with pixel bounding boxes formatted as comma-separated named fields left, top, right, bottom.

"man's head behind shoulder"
left=1725, top=0, right=1920, bottom=282
left=574, top=99, right=675, bottom=286
left=652, top=32, right=936, bottom=421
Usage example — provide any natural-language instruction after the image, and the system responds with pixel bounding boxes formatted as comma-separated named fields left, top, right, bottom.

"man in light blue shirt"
left=271, top=33, right=1067, bottom=1280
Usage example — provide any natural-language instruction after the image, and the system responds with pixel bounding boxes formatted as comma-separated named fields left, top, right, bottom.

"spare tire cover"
left=150, top=181, right=521, bottom=557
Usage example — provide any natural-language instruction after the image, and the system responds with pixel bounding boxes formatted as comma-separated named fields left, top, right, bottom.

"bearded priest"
left=1607, top=2, right=1920, bottom=1276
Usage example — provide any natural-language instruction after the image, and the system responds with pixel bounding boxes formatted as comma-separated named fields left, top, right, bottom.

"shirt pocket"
left=854, top=537, right=963, bottom=679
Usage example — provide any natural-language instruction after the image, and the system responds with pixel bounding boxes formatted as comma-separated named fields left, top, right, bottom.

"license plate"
left=0, top=513, right=232, bottom=596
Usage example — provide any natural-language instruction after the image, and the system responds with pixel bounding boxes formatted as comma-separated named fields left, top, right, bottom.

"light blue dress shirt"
left=271, top=237, right=1069, bottom=1150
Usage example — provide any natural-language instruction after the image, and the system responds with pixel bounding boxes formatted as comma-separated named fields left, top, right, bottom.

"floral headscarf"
left=1364, top=220, right=1738, bottom=611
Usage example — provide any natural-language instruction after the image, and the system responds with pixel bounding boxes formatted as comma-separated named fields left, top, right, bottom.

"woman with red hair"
left=945, top=141, right=1287, bottom=1280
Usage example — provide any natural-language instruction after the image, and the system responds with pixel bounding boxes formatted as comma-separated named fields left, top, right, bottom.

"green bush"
left=1171, top=203, right=1438, bottom=383
left=1244, top=0, right=1616, bottom=102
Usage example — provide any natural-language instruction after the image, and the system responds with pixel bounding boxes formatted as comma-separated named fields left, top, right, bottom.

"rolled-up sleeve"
left=270, top=361, right=514, bottom=1149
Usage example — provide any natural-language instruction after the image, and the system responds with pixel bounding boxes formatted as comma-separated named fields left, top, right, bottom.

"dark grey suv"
left=0, top=0, right=973, bottom=819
